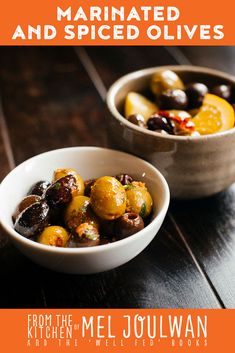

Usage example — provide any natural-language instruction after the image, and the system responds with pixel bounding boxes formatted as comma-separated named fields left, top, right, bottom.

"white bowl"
left=0, top=147, right=170, bottom=274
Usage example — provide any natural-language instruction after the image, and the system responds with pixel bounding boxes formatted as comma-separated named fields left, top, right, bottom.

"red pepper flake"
left=158, top=110, right=195, bottom=133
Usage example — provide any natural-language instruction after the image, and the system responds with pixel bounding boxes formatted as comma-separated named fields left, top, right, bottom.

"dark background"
left=0, top=46, right=234, bottom=308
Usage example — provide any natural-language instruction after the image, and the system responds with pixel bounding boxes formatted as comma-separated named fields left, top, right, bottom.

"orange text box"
left=0, top=0, right=234, bottom=45
left=0, top=309, right=234, bottom=352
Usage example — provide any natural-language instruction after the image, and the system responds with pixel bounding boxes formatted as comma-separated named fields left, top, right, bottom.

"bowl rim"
left=106, top=65, right=235, bottom=142
left=0, top=146, right=170, bottom=254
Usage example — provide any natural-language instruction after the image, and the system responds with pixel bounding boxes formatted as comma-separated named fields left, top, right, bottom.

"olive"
left=151, top=70, right=184, bottom=96
left=90, top=176, right=126, bottom=220
left=211, top=84, right=232, bottom=101
left=28, top=181, right=51, bottom=197
left=126, top=182, right=153, bottom=218
left=75, top=223, right=100, bottom=247
left=158, top=89, right=188, bottom=110
left=127, top=114, right=146, bottom=128
left=84, top=179, right=96, bottom=197
left=185, top=83, right=208, bottom=109
left=13, top=195, right=41, bottom=222
left=100, top=220, right=116, bottom=239
left=14, top=201, right=49, bottom=238
left=53, top=168, right=84, bottom=196
left=115, top=174, right=133, bottom=186
left=115, top=212, right=144, bottom=240
left=147, top=113, right=174, bottom=134
left=64, top=195, right=99, bottom=232
left=45, top=175, right=76, bottom=208
left=38, top=226, right=69, bottom=247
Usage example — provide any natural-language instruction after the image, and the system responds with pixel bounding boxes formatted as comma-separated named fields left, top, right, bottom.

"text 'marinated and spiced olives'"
left=12, top=168, right=154, bottom=248
left=124, top=69, right=235, bottom=136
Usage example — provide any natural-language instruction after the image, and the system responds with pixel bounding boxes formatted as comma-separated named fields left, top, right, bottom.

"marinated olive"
left=45, top=175, right=75, bottom=208
left=90, top=176, right=126, bottom=220
left=115, top=212, right=144, bottom=240
left=185, top=83, right=208, bottom=109
left=28, top=181, right=51, bottom=196
left=13, top=195, right=41, bottom=222
left=126, top=182, right=153, bottom=218
left=99, top=220, right=116, bottom=239
left=64, top=195, right=99, bottom=232
left=53, top=168, right=84, bottom=196
left=115, top=174, right=133, bottom=186
left=84, top=179, right=96, bottom=197
left=158, top=89, right=188, bottom=110
left=38, top=226, right=69, bottom=247
left=14, top=201, right=49, bottom=238
left=151, top=70, right=184, bottom=96
left=127, top=114, right=146, bottom=128
left=75, top=223, right=100, bottom=246
left=147, top=113, right=174, bottom=134
left=211, top=84, right=232, bottom=102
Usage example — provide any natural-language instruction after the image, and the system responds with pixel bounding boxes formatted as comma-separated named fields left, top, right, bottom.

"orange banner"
left=0, top=0, right=234, bottom=45
left=0, top=309, right=234, bottom=352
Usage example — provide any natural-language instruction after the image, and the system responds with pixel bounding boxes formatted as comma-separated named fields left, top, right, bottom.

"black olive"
left=127, top=114, right=146, bottom=128
left=28, top=181, right=51, bottom=197
left=185, top=83, right=208, bottom=109
left=84, top=179, right=96, bottom=197
left=115, top=212, right=144, bottom=240
left=45, top=175, right=76, bottom=208
left=211, top=84, right=232, bottom=102
left=100, top=220, right=116, bottom=239
left=14, top=201, right=49, bottom=238
left=13, top=195, right=41, bottom=223
left=147, top=113, right=174, bottom=134
left=158, top=89, right=188, bottom=110
left=115, top=174, right=133, bottom=186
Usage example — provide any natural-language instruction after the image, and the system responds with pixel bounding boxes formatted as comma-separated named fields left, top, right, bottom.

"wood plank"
left=37, top=217, right=220, bottom=308
left=169, top=46, right=235, bottom=307
left=86, top=46, right=235, bottom=307
left=0, top=47, right=221, bottom=308
left=0, top=100, right=12, bottom=181
left=0, top=47, right=107, bottom=165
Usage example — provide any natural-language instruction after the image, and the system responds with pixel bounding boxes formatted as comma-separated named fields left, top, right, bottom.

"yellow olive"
left=64, top=195, right=99, bottom=231
left=53, top=168, right=84, bottom=196
left=150, top=70, right=184, bottom=96
left=126, top=182, right=153, bottom=218
left=38, top=226, right=69, bottom=247
left=90, top=176, right=126, bottom=220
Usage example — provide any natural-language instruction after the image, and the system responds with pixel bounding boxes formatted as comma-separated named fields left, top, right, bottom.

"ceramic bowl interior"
left=108, top=65, right=235, bottom=140
left=0, top=147, right=170, bottom=274
left=106, top=66, right=235, bottom=199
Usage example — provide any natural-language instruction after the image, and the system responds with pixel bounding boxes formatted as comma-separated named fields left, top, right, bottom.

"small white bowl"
left=0, top=147, right=169, bottom=274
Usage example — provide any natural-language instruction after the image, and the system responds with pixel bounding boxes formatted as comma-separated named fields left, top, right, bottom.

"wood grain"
left=0, top=100, right=12, bottom=181
left=86, top=46, right=235, bottom=308
left=169, top=46, right=235, bottom=308
left=0, top=46, right=231, bottom=308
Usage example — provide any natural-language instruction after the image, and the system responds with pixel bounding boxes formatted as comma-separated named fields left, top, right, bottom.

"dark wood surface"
left=0, top=46, right=234, bottom=308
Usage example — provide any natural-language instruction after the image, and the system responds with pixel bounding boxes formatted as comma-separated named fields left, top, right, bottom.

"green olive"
left=90, top=176, right=126, bottom=220
left=64, top=195, right=99, bottom=232
left=38, top=226, right=69, bottom=247
left=150, top=70, right=184, bottom=96
left=126, top=182, right=153, bottom=218
left=53, top=168, right=84, bottom=196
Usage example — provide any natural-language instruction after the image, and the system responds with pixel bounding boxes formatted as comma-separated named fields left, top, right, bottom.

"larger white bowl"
left=0, top=147, right=169, bottom=274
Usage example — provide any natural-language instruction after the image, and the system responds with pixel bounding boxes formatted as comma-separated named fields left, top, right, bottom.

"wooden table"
left=0, top=46, right=234, bottom=308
